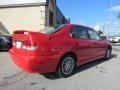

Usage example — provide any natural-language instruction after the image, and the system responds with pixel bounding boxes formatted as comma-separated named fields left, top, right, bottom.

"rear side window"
left=40, top=24, right=66, bottom=34
left=70, top=26, right=88, bottom=39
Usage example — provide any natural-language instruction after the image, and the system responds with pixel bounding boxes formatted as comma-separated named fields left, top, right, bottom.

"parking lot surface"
left=0, top=47, right=120, bottom=90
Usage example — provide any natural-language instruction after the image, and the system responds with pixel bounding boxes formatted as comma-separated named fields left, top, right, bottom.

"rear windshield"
left=39, top=24, right=66, bottom=34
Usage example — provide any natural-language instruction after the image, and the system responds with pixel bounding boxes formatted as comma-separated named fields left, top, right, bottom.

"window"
left=70, top=26, right=88, bottom=39
left=40, top=24, right=66, bottom=34
left=49, top=10, right=53, bottom=26
left=88, top=29, right=100, bottom=40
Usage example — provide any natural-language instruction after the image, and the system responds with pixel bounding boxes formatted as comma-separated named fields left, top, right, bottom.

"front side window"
left=88, top=29, right=100, bottom=40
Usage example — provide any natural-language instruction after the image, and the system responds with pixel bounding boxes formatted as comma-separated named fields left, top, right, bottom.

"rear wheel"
left=104, top=48, right=111, bottom=60
left=57, top=54, right=76, bottom=78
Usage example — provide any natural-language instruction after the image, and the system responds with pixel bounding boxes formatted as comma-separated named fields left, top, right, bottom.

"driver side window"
left=88, top=29, right=100, bottom=40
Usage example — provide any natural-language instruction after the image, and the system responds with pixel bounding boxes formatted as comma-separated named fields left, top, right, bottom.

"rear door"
left=70, top=26, right=94, bottom=65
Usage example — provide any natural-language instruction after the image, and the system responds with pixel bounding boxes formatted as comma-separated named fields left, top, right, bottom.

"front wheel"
left=118, top=39, right=120, bottom=43
left=104, top=48, right=112, bottom=60
left=57, top=54, right=76, bottom=78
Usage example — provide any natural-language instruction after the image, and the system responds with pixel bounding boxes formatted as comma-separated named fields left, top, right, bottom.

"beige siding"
left=0, top=6, right=46, bottom=34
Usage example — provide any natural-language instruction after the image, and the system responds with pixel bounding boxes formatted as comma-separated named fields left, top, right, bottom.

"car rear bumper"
left=9, top=49, right=60, bottom=73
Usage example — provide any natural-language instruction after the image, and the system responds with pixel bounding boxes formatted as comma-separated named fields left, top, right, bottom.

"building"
left=0, top=0, right=70, bottom=34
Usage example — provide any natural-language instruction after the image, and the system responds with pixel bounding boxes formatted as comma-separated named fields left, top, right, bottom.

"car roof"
left=67, top=24, right=93, bottom=29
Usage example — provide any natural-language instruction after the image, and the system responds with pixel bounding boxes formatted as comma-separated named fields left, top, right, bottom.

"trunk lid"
left=12, top=30, right=49, bottom=56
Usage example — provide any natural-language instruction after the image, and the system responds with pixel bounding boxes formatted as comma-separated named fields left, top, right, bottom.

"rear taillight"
left=13, top=31, right=38, bottom=51
left=22, top=41, right=38, bottom=51
left=13, top=41, right=15, bottom=46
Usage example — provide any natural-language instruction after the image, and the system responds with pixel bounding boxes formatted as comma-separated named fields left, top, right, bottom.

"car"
left=107, top=36, right=114, bottom=43
left=0, top=35, right=13, bottom=51
left=9, top=24, right=112, bottom=77
left=111, top=36, right=120, bottom=43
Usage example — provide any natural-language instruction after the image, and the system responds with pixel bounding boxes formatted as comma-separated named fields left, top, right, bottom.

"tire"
left=104, top=48, right=111, bottom=60
left=118, top=39, right=120, bottom=43
left=57, top=54, right=76, bottom=78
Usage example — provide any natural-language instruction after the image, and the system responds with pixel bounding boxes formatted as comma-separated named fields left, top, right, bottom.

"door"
left=70, top=26, right=94, bottom=65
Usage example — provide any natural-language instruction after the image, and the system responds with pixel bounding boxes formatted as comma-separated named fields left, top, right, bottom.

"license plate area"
left=16, top=41, right=22, bottom=49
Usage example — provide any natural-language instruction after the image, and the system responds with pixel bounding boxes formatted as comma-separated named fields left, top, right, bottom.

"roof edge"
left=0, top=2, right=47, bottom=8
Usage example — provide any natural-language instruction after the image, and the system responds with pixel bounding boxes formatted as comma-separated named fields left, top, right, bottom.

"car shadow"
left=74, top=54, right=117, bottom=75
left=42, top=54, right=117, bottom=80
left=42, top=73, right=60, bottom=80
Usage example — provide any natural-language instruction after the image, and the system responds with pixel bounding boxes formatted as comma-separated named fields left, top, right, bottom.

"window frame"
left=49, top=10, right=54, bottom=26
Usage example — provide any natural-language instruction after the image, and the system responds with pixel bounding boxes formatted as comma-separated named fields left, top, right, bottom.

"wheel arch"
left=108, top=45, right=112, bottom=51
left=56, top=52, right=77, bottom=71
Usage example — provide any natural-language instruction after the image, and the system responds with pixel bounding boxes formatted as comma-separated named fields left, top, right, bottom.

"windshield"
left=39, top=24, right=66, bottom=34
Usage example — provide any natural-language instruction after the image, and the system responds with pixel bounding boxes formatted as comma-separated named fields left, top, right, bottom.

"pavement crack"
left=30, top=82, right=38, bottom=86
left=0, top=71, right=28, bottom=87
left=41, top=87, right=47, bottom=90
left=96, top=66, right=107, bottom=73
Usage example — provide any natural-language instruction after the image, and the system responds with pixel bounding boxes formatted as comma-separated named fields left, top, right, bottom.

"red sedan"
left=9, top=24, right=112, bottom=77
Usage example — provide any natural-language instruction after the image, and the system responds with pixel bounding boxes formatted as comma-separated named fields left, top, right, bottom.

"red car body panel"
left=10, top=49, right=60, bottom=73
left=9, top=24, right=111, bottom=73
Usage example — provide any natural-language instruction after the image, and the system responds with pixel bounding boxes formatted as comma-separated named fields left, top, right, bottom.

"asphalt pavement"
left=0, top=47, right=120, bottom=90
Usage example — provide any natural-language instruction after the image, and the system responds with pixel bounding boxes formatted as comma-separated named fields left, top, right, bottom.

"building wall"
left=0, top=0, right=46, bottom=6
left=46, top=0, right=70, bottom=26
left=56, top=5, right=70, bottom=24
left=0, top=22, right=9, bottom=34
left=45, top=0, right=56, bottom=26
left=0, top=0, right=69, bottom=34
left=0, top=6, right=46, bottom=34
